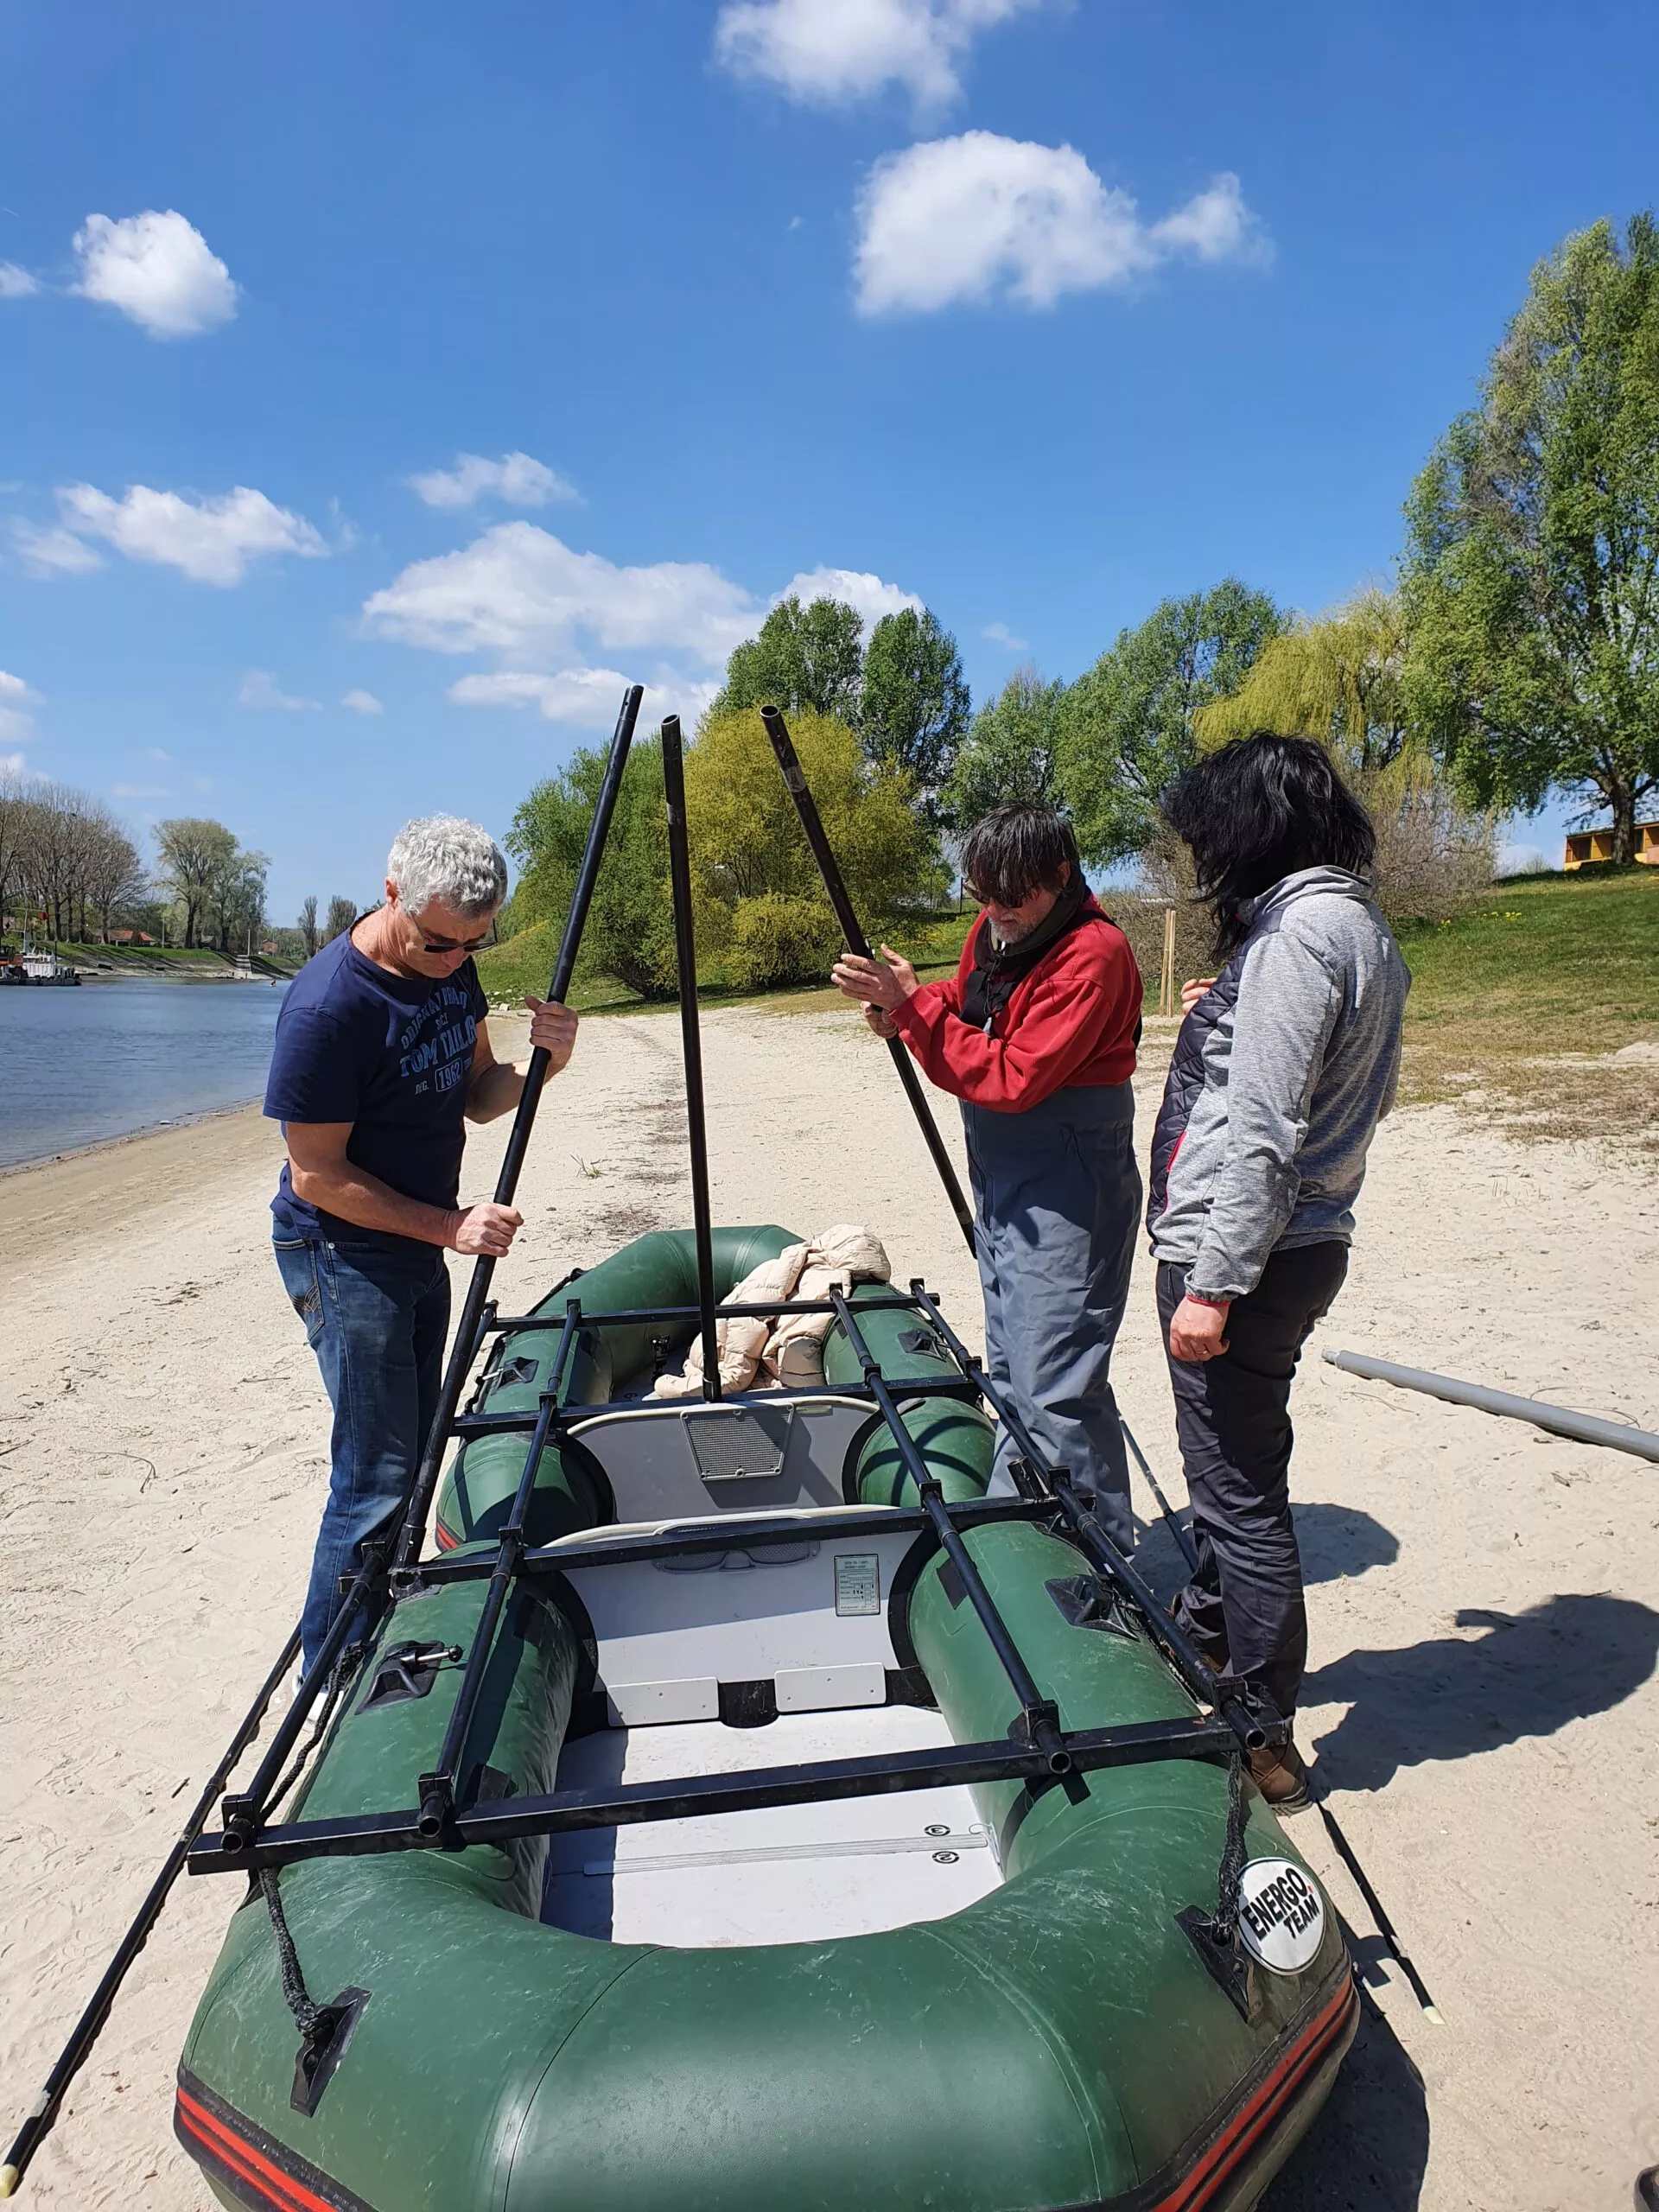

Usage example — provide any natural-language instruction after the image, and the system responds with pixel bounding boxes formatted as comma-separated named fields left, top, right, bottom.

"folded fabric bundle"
left=652, top=1224, right=891, bottom=1398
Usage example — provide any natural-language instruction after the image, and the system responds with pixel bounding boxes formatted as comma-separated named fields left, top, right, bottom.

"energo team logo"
left=1235, top=1858, right=1325, bottom=1974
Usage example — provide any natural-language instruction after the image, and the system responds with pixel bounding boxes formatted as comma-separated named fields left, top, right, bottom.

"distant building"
left=1562, top=821, right=1659, bottom=868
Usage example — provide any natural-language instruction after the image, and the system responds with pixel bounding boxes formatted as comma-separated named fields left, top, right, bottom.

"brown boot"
left=1248, top=1735, right=1313, bottom=1814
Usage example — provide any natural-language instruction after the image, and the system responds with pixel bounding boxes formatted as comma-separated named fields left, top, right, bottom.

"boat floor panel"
left=541, top=1707, right=1001, bottom=1948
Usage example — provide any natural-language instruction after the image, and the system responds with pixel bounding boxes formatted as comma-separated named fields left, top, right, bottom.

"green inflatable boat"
left=178, top=1225, right=1355, bottom=2212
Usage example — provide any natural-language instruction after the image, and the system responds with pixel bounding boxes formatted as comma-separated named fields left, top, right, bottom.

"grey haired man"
left=264, top=815, right=575, bottom=1667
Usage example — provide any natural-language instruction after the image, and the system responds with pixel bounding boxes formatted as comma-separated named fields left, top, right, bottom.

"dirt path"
left=2, top=1003, right=1654, bottom=2208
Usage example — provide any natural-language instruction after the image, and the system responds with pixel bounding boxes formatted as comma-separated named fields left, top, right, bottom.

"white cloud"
left=715, top=0, right=1039, bottom=111
left=982, top=620, right=1028, bottom=652
left=0, top=667, right=40, bottom=744
left=239, top=670, right=321, bottom=711
left=57, top=483, right=326, bottom=586
left=0, top=751, right=26, bottom=779
left=111, top=782, right=171, bottom=799
left=0, top=262, right=40, bottom=299
left=143, top=746, right=171, bottom=761
left=855, top=135, right=1267, bottom=314
left=368, top=525, right=920, bottom=736
left=408, top=451, right=576, bottom=510
left=363, top=522, right=758, bottom=665
left=775, top=566, right=923, bottom=628
left=12, top=518, right=105, bottom=575
left=449, top=668, right=721, bottom=734
left=72, top=209, right=238, bottom=339
left=341, top=689, right=385, bottom=715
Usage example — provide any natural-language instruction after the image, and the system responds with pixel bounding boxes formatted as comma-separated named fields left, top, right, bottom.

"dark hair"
left=1161, top=732, right=1376, bottom=956
left=959, top=804, right=1081, bottom=906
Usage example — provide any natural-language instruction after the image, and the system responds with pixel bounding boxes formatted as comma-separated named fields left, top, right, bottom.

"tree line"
left=506, top=205, right=1658, bottom=991
left=0, top=775, right=361, bottom=960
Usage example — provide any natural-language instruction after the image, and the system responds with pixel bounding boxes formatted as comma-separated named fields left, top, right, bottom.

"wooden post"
left=1160, top=907, right=1177, bottom=1017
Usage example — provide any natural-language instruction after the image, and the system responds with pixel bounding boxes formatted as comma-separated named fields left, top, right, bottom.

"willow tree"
left=940, top=665, right=1068, bottom=835
left=1402, top=212, right=1659, bottom=863
left=1194, top=587, right=1414, bottom=773
left=1057, top=580, right=1286, bottom=864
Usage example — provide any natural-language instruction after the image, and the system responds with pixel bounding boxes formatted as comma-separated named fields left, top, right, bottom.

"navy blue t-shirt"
left=265, top=930, right=489, bottom=1249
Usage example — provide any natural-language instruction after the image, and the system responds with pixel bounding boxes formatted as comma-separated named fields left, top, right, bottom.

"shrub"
left=726, top=893, right=843, bottom=990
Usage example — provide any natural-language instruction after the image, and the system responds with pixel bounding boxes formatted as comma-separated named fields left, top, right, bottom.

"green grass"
left=475, top=910, right=974, bottom=1018
left=1393, top=867, right=1658, bottom=1143
left=22, top=939, right=300, bottom=978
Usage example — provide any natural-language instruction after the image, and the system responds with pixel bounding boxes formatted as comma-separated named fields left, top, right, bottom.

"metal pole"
left=1121, top=1418, right=1200, bottom=1575
left=903, top=1281, right=1263, bottom=1750
left=830, top=1291, right=1069, bottom=1773
left=0, top=1624, right=301, bottom=2197
left=660, top=715, right=721, bottom=1400
left=759, top=704, right=977, bottom=1255
left=396, top=680, right=645, bottom=1569
left=1323, top=1349, right=1659, bottom=1464
left=416, top=1308, right=581, bottom=1836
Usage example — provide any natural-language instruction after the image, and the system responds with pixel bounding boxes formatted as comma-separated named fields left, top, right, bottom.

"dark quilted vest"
left=1145, top=950, right=1244, bottom=1238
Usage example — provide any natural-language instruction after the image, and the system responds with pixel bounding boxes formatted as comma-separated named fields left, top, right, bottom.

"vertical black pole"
left=759, top=704, right=977, bottom=1255
left=660, top=715, right=720, bottom=1400
left=396, top=679, right=644, bottom=1566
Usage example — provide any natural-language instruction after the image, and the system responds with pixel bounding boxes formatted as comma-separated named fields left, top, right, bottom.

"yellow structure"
left=1562, top=821, right=1659, bottom=868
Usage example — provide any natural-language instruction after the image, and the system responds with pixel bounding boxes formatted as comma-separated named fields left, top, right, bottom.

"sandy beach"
left=2, top=1001, right=1655, bottom=2209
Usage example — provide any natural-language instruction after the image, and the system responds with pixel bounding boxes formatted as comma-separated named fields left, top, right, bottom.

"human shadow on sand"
left=1262, top=1990, right=1430, bottom=2211
left=1129, top=1500, right=1398, bottom=1607
left=1304, top=1592, right=1659, bottom=1793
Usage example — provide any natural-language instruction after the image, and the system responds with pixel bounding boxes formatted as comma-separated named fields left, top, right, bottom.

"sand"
left=2, top=1002, right=1655, bottom=2209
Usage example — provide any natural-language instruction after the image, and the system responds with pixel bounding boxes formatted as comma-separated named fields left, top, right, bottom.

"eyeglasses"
left=416, top=926, right=493, bottom=955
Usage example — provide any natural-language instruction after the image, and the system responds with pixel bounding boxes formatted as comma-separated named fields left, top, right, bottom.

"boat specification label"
left=1235, top=1858, right=1326, bottom=1974
left=834, top=1554, right=880, bottom=1616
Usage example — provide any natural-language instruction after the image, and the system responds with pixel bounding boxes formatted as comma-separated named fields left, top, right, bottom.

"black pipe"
left=0, top=1622, right=301, bottom=2196
left=660, top=714, right=721, bottom=1400
left=487, top=1290, right=926, bottom=1332
left=416, top=1308, right=581, bottom=1836
left=190, top=1716, right=1236, bottom=1875
left=1121, top=1418, right=1200, bottom=1575
left=760, top=704, right=977, bottom=1255
left=902, top=1282, right=1263, bottom=1751
left=393, top=682, right=644, bottom=1573
left=830, top=1291, right=1069, bottom=1774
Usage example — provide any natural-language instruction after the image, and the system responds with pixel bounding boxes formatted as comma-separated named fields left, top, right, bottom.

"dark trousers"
left=274, top=1236, right=450, bottom=1669
left=1157, top=1241, right=1348, bottom=1739
left=964, top=1082, right=1141, bottom=1551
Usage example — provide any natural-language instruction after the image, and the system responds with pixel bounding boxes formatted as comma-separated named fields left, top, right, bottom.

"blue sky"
left=4, top=0, right=1656, bottom=917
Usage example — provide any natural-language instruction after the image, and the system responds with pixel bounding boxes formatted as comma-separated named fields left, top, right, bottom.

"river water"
left=0, top=977, right=289, bottom=1168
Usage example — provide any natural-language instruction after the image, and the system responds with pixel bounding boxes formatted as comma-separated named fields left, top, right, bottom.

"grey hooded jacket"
left=1147, top=867, right=1410, bottom=1300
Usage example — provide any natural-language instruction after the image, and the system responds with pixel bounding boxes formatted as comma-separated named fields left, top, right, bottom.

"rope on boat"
left=258, top=1872, right=333, bottom=2045
left=1208, top=1753, right=1250, bottom=1943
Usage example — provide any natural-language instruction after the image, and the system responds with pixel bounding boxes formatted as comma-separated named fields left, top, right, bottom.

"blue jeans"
left=963, top=1083, right=1141, bottom=1552
left=273, top=1236, right=450, bottom=1669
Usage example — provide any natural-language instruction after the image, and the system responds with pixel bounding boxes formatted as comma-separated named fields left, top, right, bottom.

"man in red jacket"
left=834, top=804, right=1143, bottom=1545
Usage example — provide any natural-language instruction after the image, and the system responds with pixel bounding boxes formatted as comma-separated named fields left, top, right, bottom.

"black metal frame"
left=186, top=1257, right=1254, bottom=1878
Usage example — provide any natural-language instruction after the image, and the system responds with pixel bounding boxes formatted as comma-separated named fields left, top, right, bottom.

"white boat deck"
left=542, top=1705, right=1000, bottom=1947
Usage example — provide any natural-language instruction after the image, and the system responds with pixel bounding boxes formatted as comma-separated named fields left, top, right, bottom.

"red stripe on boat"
left=1158, top=1977, right=1358, bottom=2211
left=175, top=2088, right=349, bottom=2212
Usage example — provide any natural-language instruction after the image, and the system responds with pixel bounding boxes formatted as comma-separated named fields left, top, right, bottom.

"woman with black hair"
left=1147, top=734, right=1409, bottom=1808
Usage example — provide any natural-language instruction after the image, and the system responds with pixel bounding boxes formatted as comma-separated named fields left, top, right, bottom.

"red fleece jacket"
left=890, top=897, right=1141, bottom=1112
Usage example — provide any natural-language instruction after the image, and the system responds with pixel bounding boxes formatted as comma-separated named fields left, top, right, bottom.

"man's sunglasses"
left=418, top=926, right=493, bottom=955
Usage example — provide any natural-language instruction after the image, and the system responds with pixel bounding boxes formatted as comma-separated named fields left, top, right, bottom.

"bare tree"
left=81, top=810, right=148, bottom=943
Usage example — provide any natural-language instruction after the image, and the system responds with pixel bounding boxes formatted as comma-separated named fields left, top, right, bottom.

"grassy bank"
left=14, top=939, right=298, bottom=979
left=1395, top=867, right=1658, bottom=1144
left=476, top=910, right=974, bottom=1017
